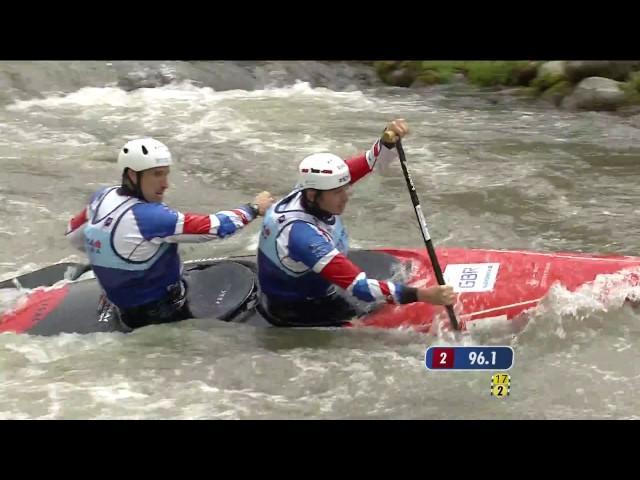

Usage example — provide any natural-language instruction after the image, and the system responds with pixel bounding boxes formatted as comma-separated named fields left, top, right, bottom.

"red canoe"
left=2, top=248, right=639, bottom=335
left=354, top=248, right=640, bottom=333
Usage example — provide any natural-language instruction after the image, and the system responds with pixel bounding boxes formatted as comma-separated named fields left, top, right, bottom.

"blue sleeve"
left=132, top=203, right=179, bottom=240
left=214, top=205, right=254, bottom=238
left=287, top=221, right=335, bottom=269
left=215, top=213, right=237, bottom=238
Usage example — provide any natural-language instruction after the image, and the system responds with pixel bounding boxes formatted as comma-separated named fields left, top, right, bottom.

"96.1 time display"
left=425, top=346, right=514, bottom=371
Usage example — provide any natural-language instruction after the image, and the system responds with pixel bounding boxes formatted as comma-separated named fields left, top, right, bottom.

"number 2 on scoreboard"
left=432, top=347, right=455, bottom=369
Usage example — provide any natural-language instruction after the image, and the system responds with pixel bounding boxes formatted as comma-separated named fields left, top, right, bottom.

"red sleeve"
left=317, top=252, right=401, bottom=304
left=67, top=207, right=88, bottom=234
left=182, top=213, right=212, bottom=234
left=344, top=152, right=373, bottom=185
left=317, top=252, right=363, bottom=289
left=344, top=138, right=388, bottom=185
left=179, top=209, right=249, bottom=235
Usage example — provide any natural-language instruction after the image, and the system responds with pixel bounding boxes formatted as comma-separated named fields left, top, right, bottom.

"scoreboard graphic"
left=425, top=346, right=513, bottom=398
left=425, top=346, right=514, bottom=371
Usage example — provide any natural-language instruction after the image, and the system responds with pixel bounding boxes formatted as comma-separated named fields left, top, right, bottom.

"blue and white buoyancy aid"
left=84, top=187, right=181, bottom=309
left=257, top=190, right=350, bottom=301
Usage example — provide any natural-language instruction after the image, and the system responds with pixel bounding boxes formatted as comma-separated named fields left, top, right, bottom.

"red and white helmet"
left=297, top=153, right=351, bottom=190
left=117, top=138, right=172, bottom=172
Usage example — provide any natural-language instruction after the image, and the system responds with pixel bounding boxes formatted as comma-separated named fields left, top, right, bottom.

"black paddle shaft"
left=395, top=139, right=460, bottom=330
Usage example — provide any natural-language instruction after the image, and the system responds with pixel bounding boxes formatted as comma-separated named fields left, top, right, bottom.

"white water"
left=1, top=65, right=640, bottom=419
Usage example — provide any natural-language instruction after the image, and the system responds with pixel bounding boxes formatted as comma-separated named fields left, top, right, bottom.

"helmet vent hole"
left=141, top=145, right=149, bottom=155
left=123, top=148, right=128, bottom=154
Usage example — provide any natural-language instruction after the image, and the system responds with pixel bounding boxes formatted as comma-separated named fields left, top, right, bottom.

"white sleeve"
left=362, top=138, right=398, bottom=176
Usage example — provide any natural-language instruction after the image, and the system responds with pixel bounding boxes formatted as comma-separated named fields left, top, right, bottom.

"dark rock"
left=565, top=61, right=640, bottom=83
left=512, top=61, right=539, bottom=86
left=387, top=67, right=416, bottom=88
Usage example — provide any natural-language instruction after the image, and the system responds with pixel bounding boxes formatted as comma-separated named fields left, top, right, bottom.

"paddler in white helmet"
left=65, top=137, right=274, bottom=329
left=256, top=119, right=455, bottom=327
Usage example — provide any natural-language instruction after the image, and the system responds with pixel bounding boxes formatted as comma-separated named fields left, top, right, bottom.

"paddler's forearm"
left=345, top=138, right=398, bottom=185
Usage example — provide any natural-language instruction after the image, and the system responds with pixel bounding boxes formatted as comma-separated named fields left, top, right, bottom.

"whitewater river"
left=1, top=61, right=639, bottom=419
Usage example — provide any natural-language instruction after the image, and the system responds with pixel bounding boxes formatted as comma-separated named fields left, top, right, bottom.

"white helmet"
left=297, top=153, right=351, bottom=191
left=117, top=138, right=172, bottom=172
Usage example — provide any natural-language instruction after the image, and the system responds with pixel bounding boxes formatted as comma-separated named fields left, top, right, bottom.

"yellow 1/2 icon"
left=491, top=373, right=510, bottom=398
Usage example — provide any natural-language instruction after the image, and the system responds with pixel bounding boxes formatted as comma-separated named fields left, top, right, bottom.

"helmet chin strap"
left=300, top=190, right=334, bottom=222
left=119, top=169, right=146, bottom=201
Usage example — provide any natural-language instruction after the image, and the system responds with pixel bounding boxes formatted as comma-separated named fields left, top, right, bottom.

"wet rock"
left=532, top=61, right=567, bottom=90
left=115, top=63, right=178, bottom=91
left=386, top=67, right=416, bottom=87
left=562, top=77, right=626, bottom=111
left=539, top=61, right=566, bottom=78
left=565, top=61, right=640, bottom=83
left=512, top=61, right=539, bottom=86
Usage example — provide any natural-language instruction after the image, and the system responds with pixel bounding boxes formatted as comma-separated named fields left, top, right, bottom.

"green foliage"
left=462, top=61, right=533, bottom=87
left=541, top=80, right=573, bottom=106
left=621, top=72, right=640, bottom=105
left=376, top=61, right=538, bottom=87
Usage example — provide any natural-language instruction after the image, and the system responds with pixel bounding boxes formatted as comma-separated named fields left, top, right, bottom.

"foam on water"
left=5, top=82, right=381, bottom=162
left=2, top=70, right=640, bottom=418
left=518, top=267, right=640, bottom=340
left=7, top=81, right=374, bottom=111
